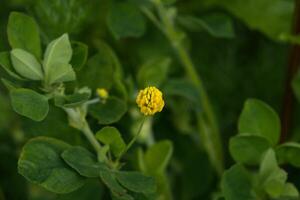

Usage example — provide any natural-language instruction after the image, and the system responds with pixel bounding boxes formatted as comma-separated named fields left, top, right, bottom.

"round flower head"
left=136, top=86, right=165, bottom=116
left=97, top=88, right=109, bottom=99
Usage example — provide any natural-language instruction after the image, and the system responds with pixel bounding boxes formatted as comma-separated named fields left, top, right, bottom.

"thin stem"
left=81, top=120, right=102, bottom=153
left=63, top=107, right=106, bottom=161
left=85, top=98, right=100, bottom=105
left=116, top=117, right=146, bottom=163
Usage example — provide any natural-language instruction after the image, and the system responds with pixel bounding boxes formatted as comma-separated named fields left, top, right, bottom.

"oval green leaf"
left=96, top=126, right=126, bottom=158
left=43, top=33, right=72, bottom=79
left=18, top=137, right=85, bottom=194
left=71, top=41, right=88, bottom=71
left=115, top=171, right=156, bottom=194
left=0, top=51, right=24, bottom=80
left=107, top=2, right=146, bottom=39
left=10, top=88, right=49, bottom=121
left=62, top=146, right=104, bottom=178
left=221, top=164, right=255, bottom=200
left=7, top=12, right=41, bottom=58
left=144, top=140, right=173, bottom=174
left=276, top=142, right=300, bottom=168
left=11, top=49, right=43, bottom=80
left=238, top=99, right=280, bottom=145
left=229, top=134, right=271, bottom=165
left=89, top=97, right=127, bottom=124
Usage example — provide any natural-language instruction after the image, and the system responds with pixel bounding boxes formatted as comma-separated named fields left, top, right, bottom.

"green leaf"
left=221, top=164, right=255, bottom=200
left=178, top=13, right=235, bottom=38
left=95, top=126, right=126, bottom=158
left=62, top=146, right=104, bottom=178
left=163, top=78, right=200, bottom=103
left=111, top=192, right=134, bottom=200
left=7, top=12, right=41, bottom=58
left=202, top=0, right=293, bottom=40
left=107, top=2, right=146, bottom=39
left=276, top=142, right=300, bottom=168
left=144, top=140, right=173, bottom=174
left=78, top=52, right=114, bottom=90
left=89, top=97, right=127, bottom=124
left=1, top=78, right=19, bottom=91
left=229, top=134, right=271, bottom=165
left=47, top=63, right=76, bottom=84
left=99, top=168, right=127, bottom=195
left=56, top=180, right=104, bottom=200
left=71, top=41, right=88, bottom=71
left=43, top=33, right=72, bottom=80
left=10, top=88, right=49, bottom=121
left=29, top=0, right=92, bottom=40
left=238, top=99, right=280, bottom=145
left=115, top=171, right=156, bottom=194
left=281, top=183, right=299, bottom=198
left=137, top=57, right=171, bottom=87
left=11, top=49, right=43, bottom=80
left=18, top=137, right=85, bottom=193
left=259, top=149, right=287, bottom=198
left=0, top=51, right=23, bottom=80
left=259, top=149, right=282, bottom=180
left=55, top=90, right=91, bottom=108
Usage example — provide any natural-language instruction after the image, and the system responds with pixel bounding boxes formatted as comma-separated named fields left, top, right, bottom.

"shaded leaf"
left=96, top=126, right=126, bottom=158
left=144, top=140, right=173, bottom=174
left=137, top=57, right=171, bottom=87
left=10, top=88, right=49, bottom=121
left=107, top=2, right=146, bottom=39
left=202, top=0, right=293, bottom=40
left=71, top=41, right=88, bottom=71
left=276, top=142, right=300, bottom=168
left=238, top=99, right=280, bottom=145
left=229, top=134, right=271, bottom=165
left=7, top=12, right=41, bottom=58
left=221, top=164, right=255, bottom=200
left=89, top=97, right=127, bottom=124
left=178, top=13, right=235, bottom=38
left=62, top=146, right=104, bottom=178
left=18, top=137, right=85, bottom=194
left=55, top=91, right=91, bottom=108
left=115, top=171, right=156, bottom=194
left=0, top=51, right=23, bottom=80
left=99, top=168, right=127, bottom=195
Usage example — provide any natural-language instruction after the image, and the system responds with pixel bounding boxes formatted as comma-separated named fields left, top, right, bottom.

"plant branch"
left=281, top=0, right=300, bottom=143
left=63, top=107, right=106, bottom=161
left=116, top=116, right=146, bottom=164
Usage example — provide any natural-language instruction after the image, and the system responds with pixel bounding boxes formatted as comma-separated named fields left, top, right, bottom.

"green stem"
left=63, top=107, right=106, bottom=162
left=145, top=2, right=224, bottom=174
left=81, top=120, right=102, bottom=153
left=116, top=117, right=146, bottom=163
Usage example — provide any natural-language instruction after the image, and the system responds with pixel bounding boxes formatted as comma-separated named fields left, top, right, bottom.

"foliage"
left=0, top=0, right=300, bottom=200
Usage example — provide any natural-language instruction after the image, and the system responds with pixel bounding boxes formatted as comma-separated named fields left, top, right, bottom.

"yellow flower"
left=97, top=88, right=109, bottom=99
left=136, top=86, right=165, bottom=116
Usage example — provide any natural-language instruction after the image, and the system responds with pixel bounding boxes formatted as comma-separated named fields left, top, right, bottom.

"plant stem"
left=63, top=107, right=106, bottom=161
left=81, top=120, right=102, bottom=153
left=145, top=1, right=224, bottom=174
left=116, top=116, right=146, bottom=164
left=281, top=0, right=300, bottom=143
